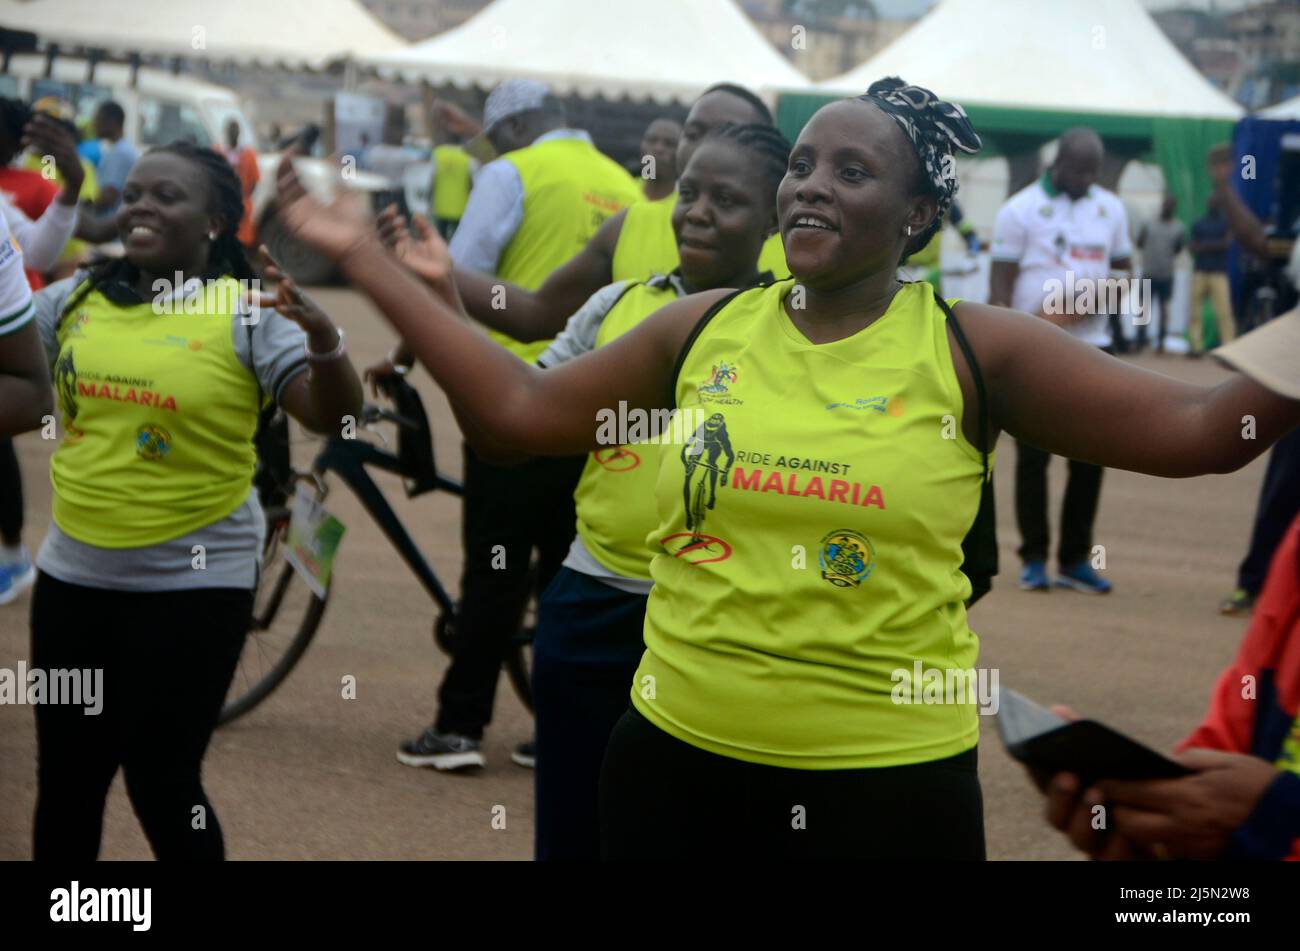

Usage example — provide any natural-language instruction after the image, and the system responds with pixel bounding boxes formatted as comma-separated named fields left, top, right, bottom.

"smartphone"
left=996, top=688, right=1193, bottom=782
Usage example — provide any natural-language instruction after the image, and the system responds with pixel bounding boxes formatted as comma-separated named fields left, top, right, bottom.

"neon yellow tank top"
left=633, top=280, right=989, bottom=769
left=50, top=277, right=263, bottom=548
left=574, top=278, right=681, bottom=579
left=611, top=191, right=790, bottom=283
left=497, top=137, right=641, bottom=364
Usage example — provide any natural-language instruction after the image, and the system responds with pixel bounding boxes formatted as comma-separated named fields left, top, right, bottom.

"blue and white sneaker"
left=1055, top=562, right=1112, bottom=595
left=0, top=549, right=35, bottom=606
left=1019, top=560, right=1051, bottom=591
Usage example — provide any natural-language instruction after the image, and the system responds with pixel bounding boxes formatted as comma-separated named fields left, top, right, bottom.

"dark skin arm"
left=75, top=210, right=119, bottom=245
left=280, top=158, right=1300, bottom=477
left=0, top=322, right=54, bottom=437
left=450, top=208, right=627, bottom=341
left=948, top=301, right=1300, bottom=473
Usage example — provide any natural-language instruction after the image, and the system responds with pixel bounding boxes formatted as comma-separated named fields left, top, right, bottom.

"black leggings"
left=30, top=572, right=251, bottom=861
left=599, top=705, right=986, bottom=860
left=0, top=438, right=23, bottom=545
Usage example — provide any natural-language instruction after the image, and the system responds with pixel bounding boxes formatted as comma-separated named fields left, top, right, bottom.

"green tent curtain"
left=775, top=93, right=1234, bottom=224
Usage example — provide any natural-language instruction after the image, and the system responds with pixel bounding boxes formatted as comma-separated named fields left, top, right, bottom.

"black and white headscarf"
left=860, top=77, right=982, bottom=217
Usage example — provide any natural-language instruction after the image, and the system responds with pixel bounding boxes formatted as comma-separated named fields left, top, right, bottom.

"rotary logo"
left=818, top=529, right=875, bottom=588
left=135, top=424, right=172, bottom=461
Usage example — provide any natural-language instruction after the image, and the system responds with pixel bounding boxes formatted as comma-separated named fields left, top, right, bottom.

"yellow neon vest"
left=574, top=279, right=681, bottom=579
left=50, top=277, right=263, bottom=548
left=24, top=155, right=98, bottom=263
left=633, top=280, right=988, bottom=769
left=495, top=137, right=641, bottom=364
left=431, top=145, right=472, bottom=222
left=611, top=190, right=790, bottom=284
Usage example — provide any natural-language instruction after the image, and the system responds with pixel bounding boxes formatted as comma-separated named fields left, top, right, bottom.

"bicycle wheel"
left=219, top=505, right=330, bottom=726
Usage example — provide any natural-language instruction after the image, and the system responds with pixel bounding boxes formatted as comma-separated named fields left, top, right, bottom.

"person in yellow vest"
left=389, top=84, right=784, bottom=353
left=27, top=141, right=362, bottom=860
left=634, top=117, right=682, bottom=203
left=276, top=77, right=1300, bottom=860
left=430, top=141, right=474, bottom=240
left=388, top=79, right=640, bottom=773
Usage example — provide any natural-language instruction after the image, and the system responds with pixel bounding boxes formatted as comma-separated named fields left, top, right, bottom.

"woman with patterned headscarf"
left=276, top=77, right=1300, bottom=860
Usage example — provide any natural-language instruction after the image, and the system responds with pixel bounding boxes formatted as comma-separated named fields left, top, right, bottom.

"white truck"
left=0, top=54, right=397, bottom=282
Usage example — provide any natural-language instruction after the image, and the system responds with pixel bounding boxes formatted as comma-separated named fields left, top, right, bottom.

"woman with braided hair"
left=277, top=77, right=1300, bottom=859
left=28, top=140, right=362, bottom=860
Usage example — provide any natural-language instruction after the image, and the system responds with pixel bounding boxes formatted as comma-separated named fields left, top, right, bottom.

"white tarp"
left=819, top=0, right=1243, bottom=120
left=1259, top=95, right=1300, bottom=120
left=364, top=0, right=813, bottom=104
left=0, top=0, right=406, bottom=68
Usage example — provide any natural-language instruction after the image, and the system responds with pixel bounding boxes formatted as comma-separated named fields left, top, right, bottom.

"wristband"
left=306, top=328, right=346, bottom=362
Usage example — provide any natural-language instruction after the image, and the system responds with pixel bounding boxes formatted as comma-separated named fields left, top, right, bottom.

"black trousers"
left=599, top=705, right=985, bottom=860
left=435, top=445, right=584, bottom=739
left=1237, top=428, right=1300, bottom=596
left=0, top=438, right=23, bottom=545
left=1015, top=439, right=1105, bottom=568
left=30, top=572, right=251, bottom=861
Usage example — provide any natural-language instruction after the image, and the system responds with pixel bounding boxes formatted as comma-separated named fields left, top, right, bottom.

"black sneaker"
left=397, top=728, right=485, bottom=771
left=511, top=739, right=536, bottom=769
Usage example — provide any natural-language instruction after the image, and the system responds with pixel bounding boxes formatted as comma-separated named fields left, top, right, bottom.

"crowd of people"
left=1, top=68, right=1299, bottom=862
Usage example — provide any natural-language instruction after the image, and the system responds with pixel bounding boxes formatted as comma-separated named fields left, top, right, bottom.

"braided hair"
left=700, top=122, right=792, bottom=207
left=856, top=77, right=982, bottom=259
left=0, top=97, right=31, bottom=155
left=62, top=139, right=255, bottom=317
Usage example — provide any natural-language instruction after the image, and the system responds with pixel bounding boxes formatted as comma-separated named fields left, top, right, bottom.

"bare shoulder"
left=591, top=207, right=631, bottom=254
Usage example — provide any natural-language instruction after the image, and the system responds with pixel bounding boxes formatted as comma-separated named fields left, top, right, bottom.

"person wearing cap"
left=393, top=79, right=640, bottom=773
left=1034, top=306, right=1300, bottom=861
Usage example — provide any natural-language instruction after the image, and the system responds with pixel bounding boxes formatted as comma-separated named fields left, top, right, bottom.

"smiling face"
left=671, top=138, right=774, bottom=290
left=117, top=152, right=223, bottom=277
left=677, top=90, right=770, bottom=178
left=777, top=99, right=937, bottom=291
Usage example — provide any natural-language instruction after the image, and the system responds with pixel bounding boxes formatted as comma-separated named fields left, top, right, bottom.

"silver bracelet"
left=305, top=328, right=346, bottom=362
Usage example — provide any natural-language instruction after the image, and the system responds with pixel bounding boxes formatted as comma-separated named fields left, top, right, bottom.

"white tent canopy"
left=0, top=0, right=406, bottom=68
left=1259, top=95, right=1300, bottom=120
left=364, top=0, right=812, bottom=104
left=820, top=0, right=1243, bottom=120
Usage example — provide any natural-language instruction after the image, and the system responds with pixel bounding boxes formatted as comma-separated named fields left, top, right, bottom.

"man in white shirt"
left=990, top=127, right=1133, bottom=595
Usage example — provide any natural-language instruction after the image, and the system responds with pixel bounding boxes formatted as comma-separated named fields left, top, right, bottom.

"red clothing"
left=1181, top=512, right=1300, bottom=859
left=219, top=146, right=260, bottom=248
left=0, top=166, right=61, bottom=289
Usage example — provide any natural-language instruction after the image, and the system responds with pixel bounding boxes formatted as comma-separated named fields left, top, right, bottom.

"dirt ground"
left=0, top=286, right=1270, bottom=859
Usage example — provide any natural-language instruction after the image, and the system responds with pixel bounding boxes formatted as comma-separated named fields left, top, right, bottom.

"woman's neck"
left=133, top=262, right=208, bottom=301
left=785, top=268, right=902, bottom=344
left=681, top=264, right=761, bottom=297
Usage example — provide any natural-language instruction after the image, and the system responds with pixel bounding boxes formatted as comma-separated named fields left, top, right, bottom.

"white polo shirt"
left=0, top=207, right=35, bottom=338
left=991, top=175, right=1132, bottom=347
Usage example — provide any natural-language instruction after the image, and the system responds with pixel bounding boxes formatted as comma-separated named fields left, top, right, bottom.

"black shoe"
left=511, top=739, right=536, bottom=769
left=397, top=727, right=485, bottom=771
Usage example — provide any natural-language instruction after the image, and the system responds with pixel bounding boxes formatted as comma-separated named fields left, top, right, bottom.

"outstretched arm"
left=276, top=157, right=711, bottom=454
left=959, top=301, right=1300, bottom=477
left=451, top=208, right=626, bottom=341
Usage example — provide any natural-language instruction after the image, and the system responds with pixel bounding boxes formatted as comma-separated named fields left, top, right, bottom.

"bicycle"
left=218, top=377, right=533, bottom=726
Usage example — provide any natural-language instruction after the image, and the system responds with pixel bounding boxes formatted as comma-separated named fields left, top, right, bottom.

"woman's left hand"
left=257, top=246, right=339, bottom=351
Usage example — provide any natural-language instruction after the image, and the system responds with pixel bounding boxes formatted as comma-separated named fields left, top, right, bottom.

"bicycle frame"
left=308, top=435, right=462, bottom=618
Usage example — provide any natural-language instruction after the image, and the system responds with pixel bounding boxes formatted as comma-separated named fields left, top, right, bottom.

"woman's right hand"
left=275, top=155, right=375, bottom=261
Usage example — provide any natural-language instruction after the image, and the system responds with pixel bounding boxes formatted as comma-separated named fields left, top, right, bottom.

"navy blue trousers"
left=531, top=566, right=647, bottom=861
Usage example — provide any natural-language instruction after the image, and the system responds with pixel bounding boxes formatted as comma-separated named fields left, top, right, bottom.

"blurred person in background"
left=218, top=119, right=260, bottom=250
left=636, top=117, right=682, bottom=202
left=1188, top=192, right=1235, bottom=357
left=91, top=100, right=138, bottom=216
left=23, top=98, right=99, bottom=280
left=990, top=127, right=1132, bottom=596
left=1135, top=193, right=1183, bottom=354
left=1208, top=148, right=1300, bottom=617
left=386, top=78, right=640, bottom=773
